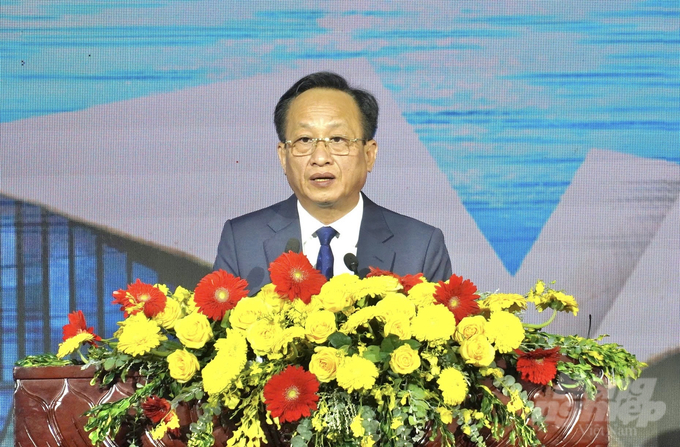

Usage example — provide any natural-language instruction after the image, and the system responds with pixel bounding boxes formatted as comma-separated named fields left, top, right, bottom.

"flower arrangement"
left=27, top=251, right=646, bottom=447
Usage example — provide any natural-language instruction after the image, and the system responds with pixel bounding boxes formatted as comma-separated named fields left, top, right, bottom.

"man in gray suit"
left=214, top=72, right=451, bottom=293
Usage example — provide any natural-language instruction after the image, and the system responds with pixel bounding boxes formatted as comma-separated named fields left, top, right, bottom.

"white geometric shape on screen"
left=597, top=196, right=679, bottom=363
left=515, top=149, right=680, bottom=354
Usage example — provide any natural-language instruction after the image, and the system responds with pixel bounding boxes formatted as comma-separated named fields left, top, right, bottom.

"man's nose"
left=309, top=140, right=333, bottom=164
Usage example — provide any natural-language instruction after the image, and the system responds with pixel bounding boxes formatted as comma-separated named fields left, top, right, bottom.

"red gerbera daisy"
left=194, top=270, right=249, bottom=320
left=515, top=347, right=562, bottom=385
left=433, top=274, right=480, bottom=323
left=263, top=366, right=320, bottom=423
left=62, top=310, right=101, bottom=344
left=269, top=252, right=326, bottom=304
left=366, top=267, right=424, bottom=294
left=141, top=395, right=171, bottom=423
left=112, top=279, right=167, bottom=318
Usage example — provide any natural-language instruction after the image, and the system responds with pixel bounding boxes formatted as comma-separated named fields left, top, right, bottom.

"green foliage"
left=15, top=354, right=73, bottom=367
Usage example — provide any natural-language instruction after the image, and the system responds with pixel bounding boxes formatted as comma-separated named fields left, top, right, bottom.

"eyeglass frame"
left=283, top=136, right=368, bottom=157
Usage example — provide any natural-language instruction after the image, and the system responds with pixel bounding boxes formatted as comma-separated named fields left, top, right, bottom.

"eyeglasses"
left=284, top=136, right=367, bottom=157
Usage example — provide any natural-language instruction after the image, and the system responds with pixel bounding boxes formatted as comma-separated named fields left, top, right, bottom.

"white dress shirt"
left=297, top=194, right=364, bottom=276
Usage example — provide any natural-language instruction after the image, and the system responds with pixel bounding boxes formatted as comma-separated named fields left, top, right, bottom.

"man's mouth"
left=310, top=173, right=335, bottom=183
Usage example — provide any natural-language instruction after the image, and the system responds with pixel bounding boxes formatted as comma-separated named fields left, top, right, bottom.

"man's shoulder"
left=364, top=196, right=439, bottom=234
left=228, top=196, right=297, bottom=227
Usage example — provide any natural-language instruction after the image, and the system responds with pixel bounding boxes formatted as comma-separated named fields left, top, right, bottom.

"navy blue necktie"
left=315, top=226, right=338, bottom=279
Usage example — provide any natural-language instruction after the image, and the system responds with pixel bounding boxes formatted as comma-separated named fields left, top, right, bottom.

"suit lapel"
left=264, top=195, right=301, bottom=265
left=356, top=195, right=395, bottom=274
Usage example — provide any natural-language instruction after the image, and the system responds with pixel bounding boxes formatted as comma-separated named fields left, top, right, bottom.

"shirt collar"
left=297, top=194, right=364, bottom=243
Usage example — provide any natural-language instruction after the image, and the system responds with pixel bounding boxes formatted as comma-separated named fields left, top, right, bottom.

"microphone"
left=285, top=238, right=301, bottom=253
left=344, top=253, right=359, bottom=276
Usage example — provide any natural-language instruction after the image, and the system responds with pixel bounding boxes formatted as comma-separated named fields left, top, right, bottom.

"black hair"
left=274, top=71, right=379, bottom=142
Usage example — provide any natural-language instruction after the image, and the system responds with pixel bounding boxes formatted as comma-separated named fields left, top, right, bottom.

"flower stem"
left=523, top=308, right=557, bottom=329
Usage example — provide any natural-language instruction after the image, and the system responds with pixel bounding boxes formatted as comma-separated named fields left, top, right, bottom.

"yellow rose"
left=167, top=349, right=200, bottom=383
left=305, top=310, right=337, bottom=343
left=246, top=318, right=283, bottom=356
left=309, top=347, right=343, bottom=382
left=383, top=316, right=411, bottom=340
left=454, top=315, right=486, bottom=344
left=389, top=344, right=421, bottom=375
left=174, top=312, right=213, bottom=349
left=459, top=334, right=495, bottom=367
left=229, top=297, right=268, bottom=332
left=153, top=297, right=183, bottom=329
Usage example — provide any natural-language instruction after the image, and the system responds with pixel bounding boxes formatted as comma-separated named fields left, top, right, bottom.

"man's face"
left=277, top=88, right=378, bottom=222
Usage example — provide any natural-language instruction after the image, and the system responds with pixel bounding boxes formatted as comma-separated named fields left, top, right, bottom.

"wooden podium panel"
left=14, top=366, right=608, bottom=446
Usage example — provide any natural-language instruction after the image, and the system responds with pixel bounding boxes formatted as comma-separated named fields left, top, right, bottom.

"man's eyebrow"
left=295, top=121, right=345, bottom=129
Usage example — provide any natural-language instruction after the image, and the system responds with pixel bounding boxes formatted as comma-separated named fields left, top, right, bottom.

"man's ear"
left=277, top=142, right=287, bottom=174
left=365, top=139, right=378, bottom=173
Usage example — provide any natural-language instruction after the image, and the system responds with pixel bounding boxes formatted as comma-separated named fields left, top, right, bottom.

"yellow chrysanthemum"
left=354, top=275, right=401, bottom=298
left=273, top=326, right=307, bottom=357
left=336, top=355, right=379, bottom=393
left=246, top=318, right=283, bottom=356
left=305, top=310, right=337, bottom=343
left=316, top=273, right=361, bottom=312
left=153, top=297, right=183, bottom=329
left=202, top=352, right=243, bottom=395
left=454, top=315, right=487, bottom=344
left=406, top=280, right=437, bottom=308
left=375, top=292, right=416, bottom=321
left=459, top=334, right=495, bottom=367
left=478, top=293, right=527, bottom=314
left=437, top=367, right=468, bottom=406
left=117, top=313, right=167, bottom=356
left=214, top=329, right=248, bottom=361
left=56, top=332, right=95, bottom=358
left=410, top=304, right=456, bottom=343
left=528, top=280, right=579, bottom=315
left=255, top=283, right=289, bottom=314
left=230, top=297, right=269, bottom=332
left=340, top=306, right=377, bottom=334
left=484, top=311, right=524, bottom=353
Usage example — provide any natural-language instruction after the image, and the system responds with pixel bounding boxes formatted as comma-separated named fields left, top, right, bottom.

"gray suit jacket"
left=213, top=194, right=452, bottom=294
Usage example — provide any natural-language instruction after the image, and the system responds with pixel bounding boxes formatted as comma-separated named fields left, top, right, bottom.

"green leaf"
left=103, top=357, right=116, bottom=371
left=328, top=332, right=352, bottom=348
left=404, top=339, right=421, bottom=350
left=380, top=334, right=400, bottom=354
left=363, top=345, right=381, bottom=363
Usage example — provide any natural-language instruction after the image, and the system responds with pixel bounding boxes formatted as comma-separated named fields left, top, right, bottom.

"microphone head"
left=284, top=238, right=301, bottom=254
left=344, top=253, right=359, bottom=273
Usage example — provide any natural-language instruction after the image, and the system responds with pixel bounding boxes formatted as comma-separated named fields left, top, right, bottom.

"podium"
left=14, top=365, right=609, bottom=446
